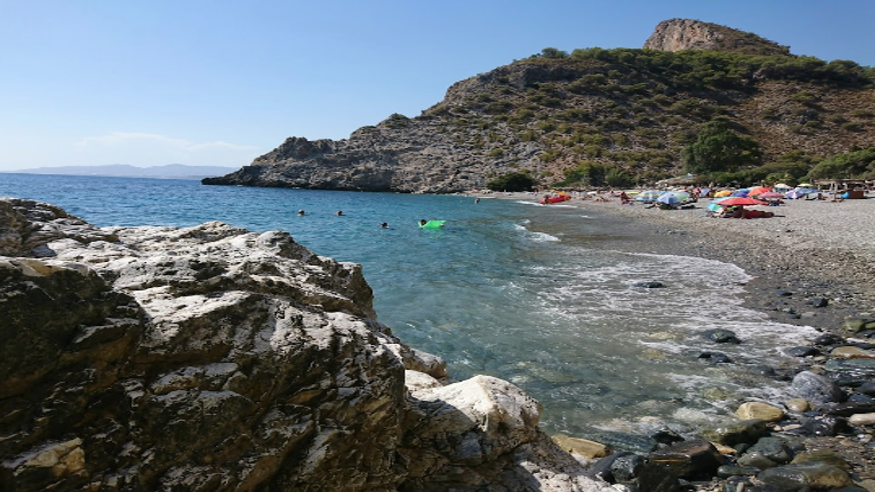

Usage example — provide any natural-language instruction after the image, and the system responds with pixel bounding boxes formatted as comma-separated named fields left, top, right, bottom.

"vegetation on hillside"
left=430, top=41, right=875, bottom=188
left=486, top=172, right=538, bottom=192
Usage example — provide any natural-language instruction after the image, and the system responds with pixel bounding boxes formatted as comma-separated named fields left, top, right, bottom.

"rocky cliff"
left=0, top=197, right=611, bottom=492
left=642, top=18, right=791, bottom=56
left=202, top=19, right=874, bottom=193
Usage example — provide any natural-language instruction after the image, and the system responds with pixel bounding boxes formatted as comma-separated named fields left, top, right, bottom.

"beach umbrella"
left=636, top=190, right=663, bottom=202
left=747, top=186, right=772, bottom=197
left=785, top=190, right=806, bottom=199
left=730, top=189, right=750, bottom=197
left=714, top=190, right=732, bottom=197
left=758, top=191, right=784, bottom=199
left=656, top=192, right=680, bottom=205
left=798, top=183, right=814, bottom=188
left=774, top=183, right=791, bottom=190
left=707, top=202, right=725, bottom=212
left=667, top=191, right=691, bottom=201
left=715, top=197, right=768, bottom=207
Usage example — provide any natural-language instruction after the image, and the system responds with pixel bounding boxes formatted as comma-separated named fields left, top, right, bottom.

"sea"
left=1, top=173, right=820, bottom=439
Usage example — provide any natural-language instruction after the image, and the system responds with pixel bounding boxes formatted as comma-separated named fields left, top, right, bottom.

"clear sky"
left=1, top=0, right=873, bottom=172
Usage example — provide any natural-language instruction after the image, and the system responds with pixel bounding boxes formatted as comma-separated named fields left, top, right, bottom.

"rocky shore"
left=2, top=194, right=874, bottom=492
left=479, top=191, right=875, bottom=491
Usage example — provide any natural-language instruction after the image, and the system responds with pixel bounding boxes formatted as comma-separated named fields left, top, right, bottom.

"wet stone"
left=647, top=439, right=725, bottom=480
left=701, top=419, right=767, bottom=446
left=716, top=464, right=760, bottom=478
left=808, top=297, right=829, bottom=308
left=736, top=402, right=785, bottom=422
left=785, top=346, right=820, bottom=357
left=701, top=329, right=741, bottom=344
left=790, top=370, right=846, bottom=405
left=698, top=351, right=733, bottom=364
left=796, top=415, right=851, bottom=437
left=785, top=398, right=811, bottom=413
left=825, top=358, right=875, bottom=376
left=757, top=462, right=853, bottom=491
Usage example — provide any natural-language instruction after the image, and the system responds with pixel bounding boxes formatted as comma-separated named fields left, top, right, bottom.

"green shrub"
left=841, top=121, right=863, bottom=132
left=487, top=172, right=538, bottom=192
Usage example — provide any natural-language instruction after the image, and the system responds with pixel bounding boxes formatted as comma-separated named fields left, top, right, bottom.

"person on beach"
left=619, top=191, right=631, bottom=205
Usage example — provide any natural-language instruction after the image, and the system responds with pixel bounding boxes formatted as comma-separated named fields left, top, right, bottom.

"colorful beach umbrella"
left=758, top=192, right=784, bottom=199
left=636, top=190, right=663, bottom=202
left=730, top=189, right=750, bottom=197
left=715, top=197, right=768, bottom=207
left=714, top=190, right=732, bottom=198
left=656, top=192, right=680, bottom=205
left=747, top=186, right=772, bottom=197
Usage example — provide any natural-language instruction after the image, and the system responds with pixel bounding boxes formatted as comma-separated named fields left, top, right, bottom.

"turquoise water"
left=1, top=174, right=818, bottom=438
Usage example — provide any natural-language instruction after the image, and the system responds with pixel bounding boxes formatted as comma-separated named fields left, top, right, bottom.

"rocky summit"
left=0, top=197, right=612, bottom=492
left=203, top=19, right=874, bottom=193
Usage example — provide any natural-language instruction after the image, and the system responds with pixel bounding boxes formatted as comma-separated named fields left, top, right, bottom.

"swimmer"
left=336, top=210, right=344, bottom=216
left=297, top=210, right=305, bottom=216
left=380, top=222, right=388, bottom=229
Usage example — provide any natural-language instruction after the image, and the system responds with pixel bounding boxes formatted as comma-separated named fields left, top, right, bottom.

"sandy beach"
left=475, top=191, right=875, bottom=332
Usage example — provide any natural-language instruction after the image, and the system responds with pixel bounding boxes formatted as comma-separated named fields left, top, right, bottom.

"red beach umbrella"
left=747, top=186, right=772, bottom=196
left=716, top=197, right=769, bottom=207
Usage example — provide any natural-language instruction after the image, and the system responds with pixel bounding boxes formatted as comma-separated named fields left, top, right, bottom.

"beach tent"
left=656, top=192, right=681, bottom=205
left=786, top=187, right=818, bottom=199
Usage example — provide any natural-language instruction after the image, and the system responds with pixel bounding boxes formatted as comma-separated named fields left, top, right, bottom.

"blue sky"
left=1, top=0, right=873, bottom=172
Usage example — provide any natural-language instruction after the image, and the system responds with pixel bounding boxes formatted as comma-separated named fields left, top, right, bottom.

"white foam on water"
left=514, top=244, right=822, bottom=432
left=514, top=223, right=560, bottom=242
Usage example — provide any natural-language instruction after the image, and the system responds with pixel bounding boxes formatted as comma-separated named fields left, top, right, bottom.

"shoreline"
left=474, top=191, right=875, bottom=334
left=472, top=191, right=875, bottom=486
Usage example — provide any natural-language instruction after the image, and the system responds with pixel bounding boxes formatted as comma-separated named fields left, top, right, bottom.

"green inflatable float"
left=419, top=220, right=445, bottom=230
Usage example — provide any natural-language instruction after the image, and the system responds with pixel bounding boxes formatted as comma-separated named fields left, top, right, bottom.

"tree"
left=487, top=172, right=538, bottom=192
left=681, top=120, right=762, bottom=174
left=537, top=47, right=569, bottom=59
left=807, top=148, right=875, bottom=180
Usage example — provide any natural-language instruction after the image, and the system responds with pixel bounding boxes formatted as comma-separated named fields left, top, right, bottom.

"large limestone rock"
left=0, top=198, right=611, bottom=492
left=643, top=18, right=790, bottom=56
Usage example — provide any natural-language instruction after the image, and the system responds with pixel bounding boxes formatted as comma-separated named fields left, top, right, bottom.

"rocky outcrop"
left=0, top=198, right=611, bottom=492
left=643, top=18, right=791, bottom=56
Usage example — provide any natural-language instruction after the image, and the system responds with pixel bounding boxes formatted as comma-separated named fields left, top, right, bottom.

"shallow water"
left=1, top=174, right=819, bottom=437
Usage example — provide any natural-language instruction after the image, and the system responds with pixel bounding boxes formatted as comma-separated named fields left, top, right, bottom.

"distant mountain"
left=10, top=164, right=237, bottom=180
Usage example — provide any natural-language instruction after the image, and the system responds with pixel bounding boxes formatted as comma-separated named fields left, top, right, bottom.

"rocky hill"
left=203, top=20, right=875, bottom=193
